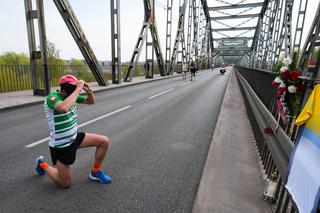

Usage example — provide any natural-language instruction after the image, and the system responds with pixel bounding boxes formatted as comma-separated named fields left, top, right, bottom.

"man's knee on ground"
left=58, top=179, right=72, bottom=189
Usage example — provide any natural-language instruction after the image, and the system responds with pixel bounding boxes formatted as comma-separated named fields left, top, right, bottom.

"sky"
left=0, top=0, right=318, bottom=62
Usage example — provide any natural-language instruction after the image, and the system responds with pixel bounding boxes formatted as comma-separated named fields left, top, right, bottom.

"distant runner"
left=35, top=74, right=111, bottom=188
left=182, top=62, right=187, bottom=80
left=190, top=60, right=196, bottom=81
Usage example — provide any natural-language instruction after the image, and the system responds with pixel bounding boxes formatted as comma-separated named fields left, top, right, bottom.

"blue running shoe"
left=89, top=170, right=111, bottom=184
left=35, top=156, right=45, bottom=176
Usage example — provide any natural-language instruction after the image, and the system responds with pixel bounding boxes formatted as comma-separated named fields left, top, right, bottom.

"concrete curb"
left=0, top=74, right=181, bottom=112
left=192, top=68, right=271, bottom=213
left=191, top=69, right=233, bottom=212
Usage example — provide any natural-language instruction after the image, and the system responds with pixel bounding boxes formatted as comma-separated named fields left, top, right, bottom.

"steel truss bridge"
left=24, top=0, right=320, bottom=96
left=2, top=1, right=318, bottom=212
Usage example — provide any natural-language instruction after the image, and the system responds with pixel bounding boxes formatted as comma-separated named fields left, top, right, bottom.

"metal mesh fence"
left=0, top=64, right=152, bottom=93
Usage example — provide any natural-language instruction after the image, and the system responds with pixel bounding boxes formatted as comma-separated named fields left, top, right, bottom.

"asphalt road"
left=0, top=69, right=230, bottom=213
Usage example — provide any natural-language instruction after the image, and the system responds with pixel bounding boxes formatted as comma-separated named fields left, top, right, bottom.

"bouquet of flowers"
left=272, top=57, right=305, bottom=124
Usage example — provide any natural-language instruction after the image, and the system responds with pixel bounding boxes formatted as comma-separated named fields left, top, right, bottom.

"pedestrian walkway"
left=192, top=69, right=272, bottom=213
left=0, top=73, right=180, bottom=111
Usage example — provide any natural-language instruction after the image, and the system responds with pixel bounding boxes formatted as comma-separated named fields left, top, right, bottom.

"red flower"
left=290, top=70, right=300, bottom=81
left=277, top=87, right=287, bottom=93
left=281, top=71, right=290, bottom=79
left=264, top=128, right=273, bottom=135
left=309, top=60, right=316, bottom=68
left=296, top=84, right=306, bottom=93
left=272, top=81, right=279, bottom=86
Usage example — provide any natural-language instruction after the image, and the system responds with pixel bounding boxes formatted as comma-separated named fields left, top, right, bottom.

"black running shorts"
left=49, top=132, right=86, bottom=165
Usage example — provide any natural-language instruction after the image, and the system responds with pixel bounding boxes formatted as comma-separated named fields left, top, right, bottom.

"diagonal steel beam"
left=274, top=0, right=294, bottom=60
left=53, top=0, right=108, bottom=86
left=200, top=0, right=214, bottom=52
left=124, top=0, right=165, bottom=82
left=252, top=0, right=270, bottom=51
left=292, top=0, right=308, bottom=56
left=169, top=0, right=188, bottom=74
left=298, top=1, right=320, bottom=72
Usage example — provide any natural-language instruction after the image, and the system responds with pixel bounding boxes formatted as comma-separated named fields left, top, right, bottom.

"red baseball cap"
left=59, top=74, right=78, bottom=86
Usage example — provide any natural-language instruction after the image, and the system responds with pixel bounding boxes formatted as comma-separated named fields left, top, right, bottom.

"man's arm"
left=55, top=81, right=84, bottom=113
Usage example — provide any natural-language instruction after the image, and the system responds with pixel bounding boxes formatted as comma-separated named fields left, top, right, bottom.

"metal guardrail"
left=236, top=68, right=294, bottom=178
left=235, top=66, right=302, bottom=212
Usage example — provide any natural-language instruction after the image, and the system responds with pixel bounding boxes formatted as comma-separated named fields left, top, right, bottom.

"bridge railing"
left=0, top=64, right=159, bottom=93
left=235, top=66, right=310, bottom=212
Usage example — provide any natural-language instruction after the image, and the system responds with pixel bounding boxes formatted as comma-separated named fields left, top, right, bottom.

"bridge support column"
left=110, top=0, right=122, bottom=84
left=24, top=0, right=50, bottom=96
left=124, top=0, right=165, bottom=82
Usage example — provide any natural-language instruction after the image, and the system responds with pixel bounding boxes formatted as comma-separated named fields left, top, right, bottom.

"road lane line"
left=179, top=82, right=191, bottom=87
left=25, top=105, right=132, bottom=148
left=147, top=88, right=175, bottom=100
left=25, top=137, right=50, bottom=148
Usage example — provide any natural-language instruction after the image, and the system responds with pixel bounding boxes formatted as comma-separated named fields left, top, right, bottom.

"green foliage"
left=49, top=57, right=65, bottom=66
left=134, top=64, right=143, bottom=76
left=272, top=60, right=284, bottom=77
left=66, top=59, right=92, bottom=81
left=287, top=92, right=302, bottom=117
left=0, top=52, right=30, bottom=65
left=121, top=64, right=129, bottom=78
left=69, top=58, right=86, bottom=66
left=0, top=40, right=65, bottom=66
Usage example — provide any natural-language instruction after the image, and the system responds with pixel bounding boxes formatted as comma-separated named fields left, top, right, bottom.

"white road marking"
left=147, top=88, right=175, bottom=100
left=25, top=137, right=50, bottom=148
left=179, top=82, right=191, bottom=87
left=25, top=105, right=132, bottom=148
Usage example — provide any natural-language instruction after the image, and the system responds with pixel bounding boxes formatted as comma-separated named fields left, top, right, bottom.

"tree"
left=69, top=58, right=87, bottom=66
left=0, top=52, right=30, bottom=65
left=46, top=40, right=65, bottom=65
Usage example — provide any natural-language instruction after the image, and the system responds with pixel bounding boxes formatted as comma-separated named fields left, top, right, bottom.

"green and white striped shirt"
left=44, top=91, right=86, bottom=148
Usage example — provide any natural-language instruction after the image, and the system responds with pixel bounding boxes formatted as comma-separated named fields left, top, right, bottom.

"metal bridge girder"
left=274, top=0, right=294, bottom=60
left=292, top=0, right=308, bottom=55
left=208, top=2, right=264, bottom=10
left=191, top=0, right=198, bottom=62
left=110, top=0, right=121, bottom=84
left=213, top=37, right=253, bottom=41
left=212, top=26, right=256, bottom=32
left=24, top=0, right=50, bottom=96
left=169, top=0, right=188, bottom=74
left=298, top=1, right=320, bottom=74
left=165, top=0, right=173, bottom=74
left=210, top=13, right=260, bottom=21
left=53, top=0, right=108, bottom=86
left=186, top=0, right=193, bottom=63
left=200, top=0, right=214, bottom=54
left=124, top=0, right=165, bottom=82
